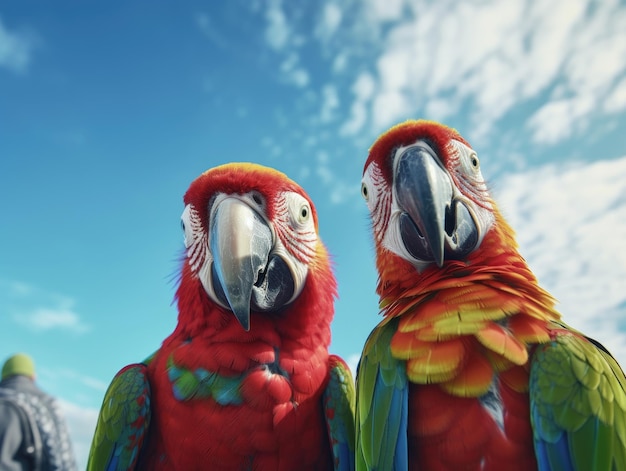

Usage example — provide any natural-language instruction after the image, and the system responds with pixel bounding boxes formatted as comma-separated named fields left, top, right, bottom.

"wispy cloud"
left=16, top=304, right=89, bottom=333
left=262, top=0, right=310, bottom=88
left=41, top=367, right=108, bottom=393
left=311, top=0, right=626, bottom=144
left=264, top=0, right=291, bottom=50
left=0, top=16, right=36, bottom=73
left=1, top=280, right=90, bottom=334
left=496, top=155, right=626, bottom=365
left=346, top=353, right=360, bottom=377
left=604, top=76, right=626, bottom=113
left=341, top=72, right=375, bottom=136
left=315, top=151, right=360, bottom=204
left=279, top=52, right=309, bottom=88
left=57, top=399, right=99, bottom=470
left=314, top=2, right=343, bottom=43
left=195, top=12, right=230, bottom=50
left=319, top=84, right=340, bottom=123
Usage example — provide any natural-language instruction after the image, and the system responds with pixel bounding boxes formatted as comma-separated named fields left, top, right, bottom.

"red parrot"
left=355, top=120, right=626, bottom=470
left=88, top=163, right=355, bottom=470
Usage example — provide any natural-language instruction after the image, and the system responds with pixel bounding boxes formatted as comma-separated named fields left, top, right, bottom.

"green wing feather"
left=530, top=324, right=626, bottom=471
left=356, top=318, right=409, bottom=471
left=87, top=360, right=152, bottom=471
left=323, top=355, right=356, bottom=471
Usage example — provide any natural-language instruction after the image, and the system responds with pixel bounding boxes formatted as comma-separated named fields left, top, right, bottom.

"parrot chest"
left=408, top=382, right=537, bottom=471
left=141, top=342, right=333, bottom=470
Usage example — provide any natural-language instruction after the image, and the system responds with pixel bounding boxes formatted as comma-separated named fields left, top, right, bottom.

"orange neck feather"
left=376, top=210, right=561, bottom=397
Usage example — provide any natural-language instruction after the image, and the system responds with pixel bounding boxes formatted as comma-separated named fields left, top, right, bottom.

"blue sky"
left=1, top=0, right=625, bottom=466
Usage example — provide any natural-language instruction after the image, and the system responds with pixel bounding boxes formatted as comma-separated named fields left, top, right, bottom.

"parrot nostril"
left=445, top=205, right=455, bottom=237
left=251, top=191, right=264, bottom=207
left=254, top=268, right=266, bottom=287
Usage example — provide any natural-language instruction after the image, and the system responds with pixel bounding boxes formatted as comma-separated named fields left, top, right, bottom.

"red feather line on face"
left=368, top=162, right=392, bottom=243
left=272, top=196, right=317, bottom=265
left=185, top=205, right=207, bottom=273
left=444, top=147, right=493, bottom=212
left=367, top=121, right=561, bottom=398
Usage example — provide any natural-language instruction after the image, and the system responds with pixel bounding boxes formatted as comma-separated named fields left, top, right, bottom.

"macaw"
left=88, top=163, right=355, bottom=470
left=356, top=120, right=626, bottom=470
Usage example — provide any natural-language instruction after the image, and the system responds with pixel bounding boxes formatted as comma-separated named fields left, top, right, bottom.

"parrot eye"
left=251, top=191, right=264, bottom=207
left=361, top=183, right=369, bottom=201
left=298, top=204, right=310, bottom=223
left=470, top=154, right=479, bottom=168
left=284, top=191, right=315, bottom=230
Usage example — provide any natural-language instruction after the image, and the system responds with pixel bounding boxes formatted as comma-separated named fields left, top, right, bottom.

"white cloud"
left=58, top=399, right=99, bottom=470
left=41, top=367, right=108, bottom=392
left=527, top=95, right=594, bottom=144
left=1, top=280, right=90, bottom=333
left=425, top=97, right=459, bottom=121
left=280, top=53, right=309, bottom=87
left=340, top=101, right=368, bottom=136
left=195, top=12, right=229, bottom=50
left=16, top=304, right=90, bottom=333
left=7, top=280, right=33, bottom=296
left=363, top=0, right=407, bottom=23
left=347, top=353, right=361, bottom=377
left=265, top=0, right=290, bottom=50
left=371, top=90, right=410, bottom=131
left=332, top=52, right=348, bottom=74
left=320, top=84, right=340, bottom=123
left=496, top=155, right=626, bottom=365
left=353, top=73, right=376, bottom=101
left=261, top=0, right=312, bottom=89
left=314, top=151, right=360, bottom=204
left=334, top=0, right=626, bottom=143
left=315, top=3, right=343, bottom=42
left=340, top=72, right=376, bottom=135
left=0, top=16, right=34, bottom=73
left=604, top=76, right=626, bottom=113
left=525, top=0, right=626, bottom=143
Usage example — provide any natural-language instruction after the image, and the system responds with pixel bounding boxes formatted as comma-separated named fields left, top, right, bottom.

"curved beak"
left=209, top=197, right=273, bottom=331
left=394, top=144, right=478, bottom=266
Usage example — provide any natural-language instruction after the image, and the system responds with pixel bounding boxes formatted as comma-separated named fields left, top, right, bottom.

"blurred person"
left=0, top=353, right=77, bottom=471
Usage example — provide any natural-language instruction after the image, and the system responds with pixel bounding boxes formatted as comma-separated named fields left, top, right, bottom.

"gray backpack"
left=0, top=387, right=77, bottom=471
left=0, top=392, right=43, bottom=469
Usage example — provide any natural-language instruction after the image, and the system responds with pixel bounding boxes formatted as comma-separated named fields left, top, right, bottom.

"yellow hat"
left=1, top=353, right=36, bottom=380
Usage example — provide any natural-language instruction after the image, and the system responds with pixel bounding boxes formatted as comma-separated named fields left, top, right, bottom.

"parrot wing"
left=87, top=362, right=152, bottom=471
left=355, top=317, right=409, bottom=471
left=323, top=354, right=356, bottom=471
left=530, top=324, right=626, bottom=471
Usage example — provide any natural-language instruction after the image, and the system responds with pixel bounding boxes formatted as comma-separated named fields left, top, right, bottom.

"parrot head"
left=362, top=119, right=497, bottom=272
left=178, top=162, right=324, bottom=331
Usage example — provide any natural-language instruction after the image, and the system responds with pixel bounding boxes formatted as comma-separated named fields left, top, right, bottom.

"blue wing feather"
left=323, top=355, right=356, bottom=471
left=356, top=318, right=409, bottom=471
left=532, top=433, right=574, bottom=471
